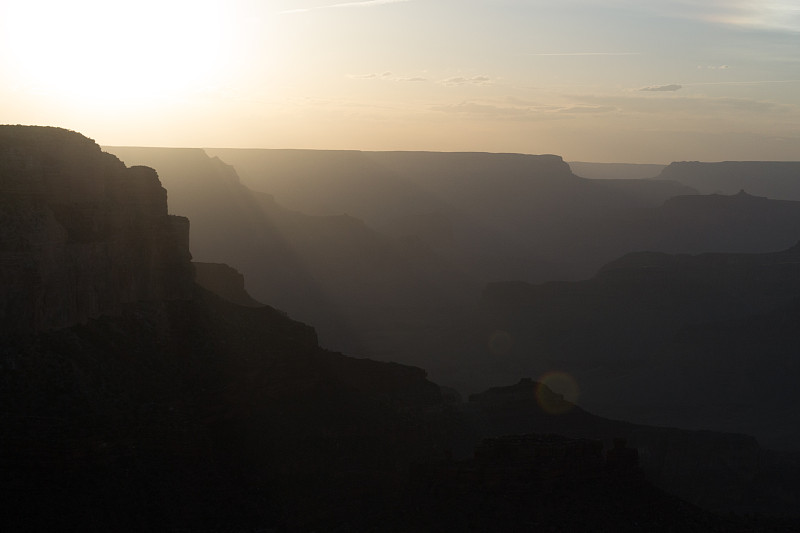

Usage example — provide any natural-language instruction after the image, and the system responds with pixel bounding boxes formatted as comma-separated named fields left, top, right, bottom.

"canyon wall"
left=0, top=126, right=193, bottom=334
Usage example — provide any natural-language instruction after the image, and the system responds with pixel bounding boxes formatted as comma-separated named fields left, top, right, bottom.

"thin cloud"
left=640, top=84, right=682, bottom=92
left=432, top=101, right=535, bottom=117
left=578, top=92, right=795, bottom=116
left=678, top=1, right=800, bottom=31
left=282, top=0, right=410, bottom=14
left=685, top=79, right=800, bottom=86
left=529, top=52, right=641, bottom=56
left=433, top=92, right=796, bottom=122
left=556, top=105, right=617, bottom=114
left=349, top=72, right=426, bottom=82
left=431, top=100, right=615, bottom=120
left=573, top=1, right=799, bottom=31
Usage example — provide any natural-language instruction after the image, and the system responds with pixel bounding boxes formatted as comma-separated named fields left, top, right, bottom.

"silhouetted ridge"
left=662, top=188, right=768, bottom=206
left=598, top=241, right=800, bottom=277
left=480, top=243, right=800, bottom=452
left=657, top=160, right=800, bottom=200
left=579, top=190, right=800, bottom=265
left=469, top=377, right=580, bottom=412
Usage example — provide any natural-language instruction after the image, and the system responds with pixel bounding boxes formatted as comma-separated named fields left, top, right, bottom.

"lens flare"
left=536, top=371, right=579, bottom=415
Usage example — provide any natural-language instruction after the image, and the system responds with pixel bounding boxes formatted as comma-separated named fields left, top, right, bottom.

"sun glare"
left=3, top=0, right=232, bottom=108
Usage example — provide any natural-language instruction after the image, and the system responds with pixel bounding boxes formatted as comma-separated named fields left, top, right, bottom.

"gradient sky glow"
left=2, top=0, right=799, bottom=162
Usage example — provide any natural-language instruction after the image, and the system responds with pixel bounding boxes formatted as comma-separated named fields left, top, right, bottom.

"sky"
left=1, top=0, right=799, bottom=162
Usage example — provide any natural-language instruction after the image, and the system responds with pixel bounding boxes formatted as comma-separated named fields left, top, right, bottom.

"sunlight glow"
left=4, top=0, right=233, bottom=108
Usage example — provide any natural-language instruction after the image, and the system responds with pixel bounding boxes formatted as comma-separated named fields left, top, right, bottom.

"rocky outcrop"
left=0, top=126, right=193, bottom=334
left=193, top=261, right=262, bottom=307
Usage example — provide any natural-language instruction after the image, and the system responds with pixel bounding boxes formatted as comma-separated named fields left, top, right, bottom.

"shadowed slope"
left=481, top=243, right=800, bottom=450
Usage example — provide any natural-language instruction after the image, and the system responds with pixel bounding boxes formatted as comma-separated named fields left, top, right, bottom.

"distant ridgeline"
left=104, top=145, right=800, bottom=395
left=657, top=161, right=800, bottom=200
left=568, top=161, right=667, bottom=180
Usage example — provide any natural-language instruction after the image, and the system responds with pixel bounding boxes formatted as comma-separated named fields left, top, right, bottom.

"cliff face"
left=0, top=126, right=193, bottom=334
left=1, top=127, right=448, bottom=529
left=104, top=146, right=475, bottom=369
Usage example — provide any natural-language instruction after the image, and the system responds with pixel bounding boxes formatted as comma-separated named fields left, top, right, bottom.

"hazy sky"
left=2, top=0, right=799, bottom=162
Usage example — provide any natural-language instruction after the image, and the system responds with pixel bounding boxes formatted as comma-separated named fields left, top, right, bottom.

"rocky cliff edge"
left=0, top=126, right=193, bottom=334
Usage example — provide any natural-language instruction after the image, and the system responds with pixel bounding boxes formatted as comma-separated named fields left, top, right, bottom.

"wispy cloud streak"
left=565, top=1, right=799, bottom=31
left=640, top=84, right=682, bottom=92
left=440, top=76, right=492, bottom=86
left=282, top=0, right=410, bottom=14
left=685, top=79, right=800, bottom=86
left=348, top=72, right=428, bottom=82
